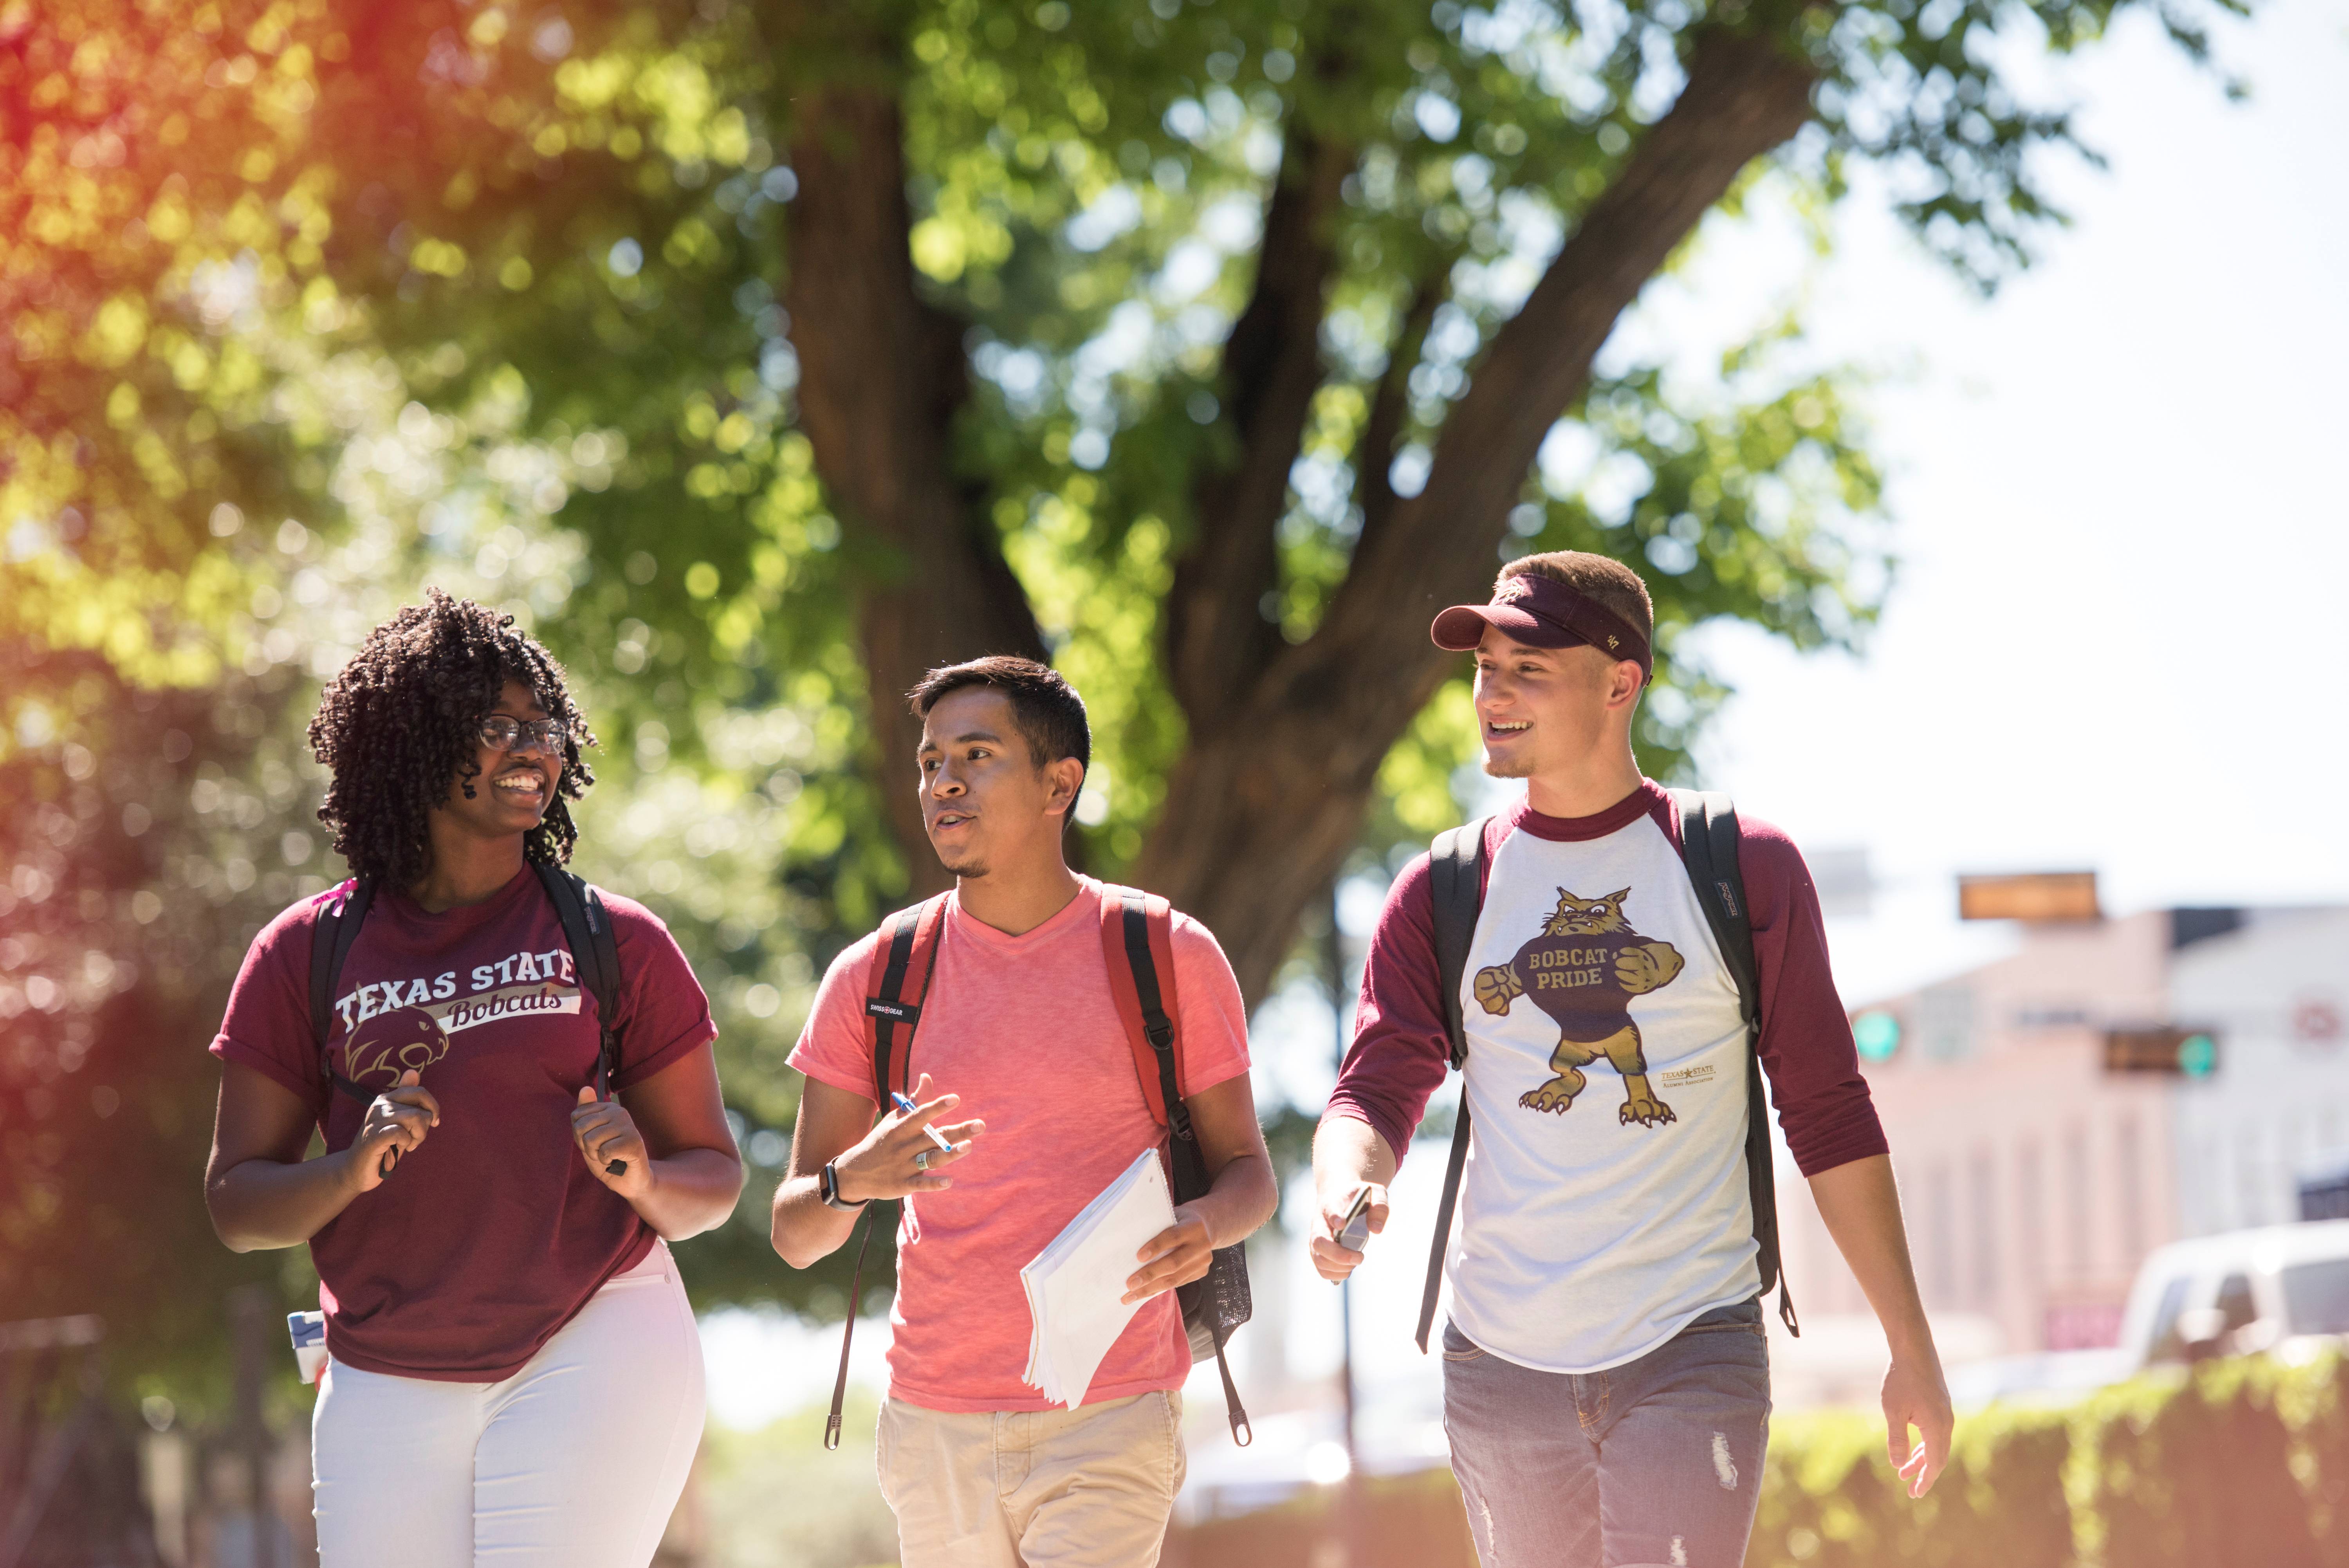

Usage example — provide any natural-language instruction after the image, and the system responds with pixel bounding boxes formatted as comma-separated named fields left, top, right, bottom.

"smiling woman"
left=199, top=591, right=744, bottom=1568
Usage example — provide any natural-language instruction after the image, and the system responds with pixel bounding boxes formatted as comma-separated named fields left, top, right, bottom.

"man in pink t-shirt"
left=772, top=656, right=1277, bottom=1568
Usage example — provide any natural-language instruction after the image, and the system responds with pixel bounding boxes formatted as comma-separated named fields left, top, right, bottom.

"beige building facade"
left=1776, top=905, right=2349, bottom=1366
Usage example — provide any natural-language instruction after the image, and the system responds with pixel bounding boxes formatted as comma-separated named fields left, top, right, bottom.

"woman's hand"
left=832, top=1072, right=984, bottom=1204
left=573, top=1086, right=655, bottom=1200
left=1124, top=1204, right=1214, bottom=1305
left=348, top=1070, right=440, bottom=1193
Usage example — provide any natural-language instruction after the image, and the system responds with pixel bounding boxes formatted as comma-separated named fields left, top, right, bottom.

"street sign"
left=1959, top=871, right=2101, bottom=922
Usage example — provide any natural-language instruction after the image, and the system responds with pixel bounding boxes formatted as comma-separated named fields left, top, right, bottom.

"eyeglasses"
left=477, top=716, right=566, bottom=754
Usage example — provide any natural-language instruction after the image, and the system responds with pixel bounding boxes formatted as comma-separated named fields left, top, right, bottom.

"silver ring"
left=914, top=1149, right=929, bottom=1171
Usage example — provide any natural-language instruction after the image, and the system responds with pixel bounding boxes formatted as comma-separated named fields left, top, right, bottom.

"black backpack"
left=307, top=863, right=628, bottom=1172
left=1413, top=789, right=1799, bottom=1353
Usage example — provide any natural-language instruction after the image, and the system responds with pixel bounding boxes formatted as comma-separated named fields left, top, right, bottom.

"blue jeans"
left=1441, top=1298, right=1771, bottom=1568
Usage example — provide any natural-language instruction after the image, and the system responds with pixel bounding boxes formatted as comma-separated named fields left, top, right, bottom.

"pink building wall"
left=1779, top=912, right=2184, bottom=1356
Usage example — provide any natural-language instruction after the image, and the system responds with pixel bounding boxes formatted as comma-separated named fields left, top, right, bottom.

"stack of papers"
left=1020, top=1149, right=1177, bottom=1409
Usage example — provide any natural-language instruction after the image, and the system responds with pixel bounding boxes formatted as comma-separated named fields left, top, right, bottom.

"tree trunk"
left=1136, top=28, right=1818, bottom=1005
left=778, top=63, right=1048, bottom=894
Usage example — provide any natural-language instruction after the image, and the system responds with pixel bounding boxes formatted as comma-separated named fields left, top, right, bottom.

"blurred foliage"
left=694, top=1391, right=901, bottom=1568
left=1746, top=1353, right=2349, bottom=1568
left=1, top=0, right=2247, bottom=1404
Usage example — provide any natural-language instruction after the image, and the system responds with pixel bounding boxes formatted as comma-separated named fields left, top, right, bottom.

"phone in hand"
left=1336, top=1186, right=1375, bottom=1252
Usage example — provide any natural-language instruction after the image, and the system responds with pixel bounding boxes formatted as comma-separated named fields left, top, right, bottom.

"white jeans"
left=311, top=1242, right=704, bottom=1568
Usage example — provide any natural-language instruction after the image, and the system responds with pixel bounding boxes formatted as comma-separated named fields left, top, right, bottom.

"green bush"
left=1748, top=1352, right=2349, bottom=1568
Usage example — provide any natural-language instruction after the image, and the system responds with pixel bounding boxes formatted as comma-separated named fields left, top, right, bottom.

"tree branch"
left=1329, top=27, right=1818, bottom=643
left=1135, top=25, right=1818, bottom=1005
left=1351, top=272, right=1445, bottom=558
left=1164, top=123, right=1353, bottom=736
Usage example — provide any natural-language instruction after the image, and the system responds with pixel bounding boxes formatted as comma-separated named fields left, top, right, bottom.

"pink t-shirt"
left=211, top=869, right=717, bottom=1382
left=789, top=877, right=1251, bottom=1413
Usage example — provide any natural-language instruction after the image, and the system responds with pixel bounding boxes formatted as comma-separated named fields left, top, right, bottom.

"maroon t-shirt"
left=1326, top=783, right=1887, bottom=1178
left=211, top=868, right=718, bottom=1382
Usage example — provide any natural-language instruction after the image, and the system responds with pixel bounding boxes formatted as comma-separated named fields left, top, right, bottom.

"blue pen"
left=891, top=1091, right=957, bottom=1156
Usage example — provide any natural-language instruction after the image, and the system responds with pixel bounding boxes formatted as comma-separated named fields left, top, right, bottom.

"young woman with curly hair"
left=203, top=590, right=742, bottom=1568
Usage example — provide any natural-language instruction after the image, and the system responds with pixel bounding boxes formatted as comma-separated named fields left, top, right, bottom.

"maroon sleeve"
left=601, top=893, right=720, bottom=1091
left=1322, top=852, right=1454, bottom=1167
left=1733, top=814, right=1888, bottom=1177
left=209, top=892, right=333, bottom=1107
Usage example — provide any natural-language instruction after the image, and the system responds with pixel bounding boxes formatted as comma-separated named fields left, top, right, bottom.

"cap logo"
left=1606, top=634, right=1619, bottom=649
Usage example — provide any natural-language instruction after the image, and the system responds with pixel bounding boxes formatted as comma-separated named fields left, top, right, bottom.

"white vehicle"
left=2113, top=1220, right=2349, bottom=1372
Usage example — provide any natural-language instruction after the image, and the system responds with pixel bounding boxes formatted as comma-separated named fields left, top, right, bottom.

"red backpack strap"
left=1099, top=886, right=1183, bottom=1130
left=862, top=894, right=949, bottom=1107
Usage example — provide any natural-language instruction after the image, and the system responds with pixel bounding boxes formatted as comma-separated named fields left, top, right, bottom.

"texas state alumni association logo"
left=1473, top=886, right=1687, bottom=1127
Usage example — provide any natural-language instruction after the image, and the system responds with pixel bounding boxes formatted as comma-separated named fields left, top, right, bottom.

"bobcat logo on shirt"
left=345, top=1005, right=451, bottom=1086
left=1472, top=886, right=1686, bottom=1127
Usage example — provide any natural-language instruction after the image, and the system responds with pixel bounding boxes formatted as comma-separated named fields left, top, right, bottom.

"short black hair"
left=907, top=656, right=1090, bottom=778
left=309, top=590, right=595, bottom=886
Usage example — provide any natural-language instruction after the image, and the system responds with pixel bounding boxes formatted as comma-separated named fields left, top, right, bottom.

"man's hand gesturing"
left=832, top=1072, right=985, bottom=1204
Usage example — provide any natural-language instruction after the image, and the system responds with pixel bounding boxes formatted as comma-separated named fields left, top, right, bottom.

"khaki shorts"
left=877, top=1390, right=1186, bottom=1568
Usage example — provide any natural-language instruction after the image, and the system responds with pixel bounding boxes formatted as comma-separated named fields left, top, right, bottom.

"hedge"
left=1164, top=1352, right=2349, bottom=1568
left=1747, top=1351, right=2349, bottom=1568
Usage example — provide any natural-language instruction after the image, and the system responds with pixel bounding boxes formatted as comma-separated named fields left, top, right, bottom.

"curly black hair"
left=309, top=590, right=597, bottom=886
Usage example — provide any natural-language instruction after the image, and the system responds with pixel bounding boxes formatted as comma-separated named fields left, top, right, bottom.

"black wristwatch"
left=819, top=1160, right=868, bottom=1211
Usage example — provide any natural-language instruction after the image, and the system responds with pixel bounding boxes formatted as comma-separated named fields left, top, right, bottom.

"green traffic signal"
left=2179, top=1033, right=2217, bottom=1078
left=1854, top=1010, right=1902, bottom=1063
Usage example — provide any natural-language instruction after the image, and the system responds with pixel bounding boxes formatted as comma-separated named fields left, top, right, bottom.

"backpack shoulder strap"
left=1427, top=819, right=1488, bottom=1070
left=309, top=877, right=378, bottom=1107
left=1099, top=887, right=1186, bottom=1138
left=1669, top=790, right=1757, bottom=1021
left=1416, top=819, right=1488, bottom=1355
left=536, top=863, right=624, bottom=1095
left=863, top=895, right=949, bottom=1106
left=1667, top=788, right=1798, bottom=1335
left=827, top=891, right=948, bottom=1454
left=1101, top=885, right=1252, bottom=1447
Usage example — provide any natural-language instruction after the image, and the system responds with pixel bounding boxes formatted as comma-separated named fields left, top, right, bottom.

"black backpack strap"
left=309, top=877, right=378, bottom=1108
left=1120, top=895, right=1198, bottom=1160
left=535, top=863, right=623, bottom=1093
left=1416, top=820, right=1487, bottom=1355
left=1669, top=789, right=1799, bottom=1337
left=536, top=863, right=633, bottom=1184
left=1118, top=892, right=1252, bottom=1446
left=828, top=896, right=946, bottom=1453
left=866, top=898, right=945, bottom=1108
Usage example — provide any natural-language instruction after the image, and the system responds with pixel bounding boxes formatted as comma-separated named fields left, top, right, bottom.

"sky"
left=700, top=0, right=2349, bottom=1433
left=1677, top=0, right=2349, bottom=1004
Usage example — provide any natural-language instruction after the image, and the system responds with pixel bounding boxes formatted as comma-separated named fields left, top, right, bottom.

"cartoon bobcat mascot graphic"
left=1474, top=887, right=1686, bottom=1126
left=345, top=1006, right=451, bottom=1087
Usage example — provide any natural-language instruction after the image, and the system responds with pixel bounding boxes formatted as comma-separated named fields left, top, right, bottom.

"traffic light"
left=1853, top=1010, right=1902, bottom=1064
left=2104, top=1027, right=2221, bottom=1077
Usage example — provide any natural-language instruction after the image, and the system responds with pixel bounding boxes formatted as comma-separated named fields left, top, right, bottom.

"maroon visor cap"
left=1431, top=573, right=1653, bottom=678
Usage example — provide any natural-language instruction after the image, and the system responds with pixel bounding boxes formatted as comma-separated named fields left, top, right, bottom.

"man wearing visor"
left=1308, top=552, right=1950, bottom=1567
